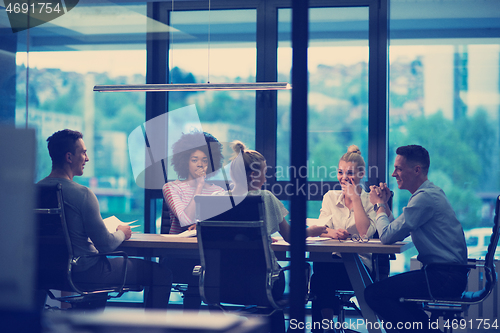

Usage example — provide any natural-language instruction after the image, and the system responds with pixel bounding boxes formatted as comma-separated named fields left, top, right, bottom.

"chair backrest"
left=478, top=194, right=500, bottom=299
left=194, top=195, right=279, bottom=308
left=35, top=183, right=74, bottom=291
left=160, top=199, right=171, bottom=234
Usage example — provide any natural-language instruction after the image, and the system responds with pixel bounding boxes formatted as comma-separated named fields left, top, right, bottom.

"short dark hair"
left=47, top=129, right=83, bottom=168
left=396, top=145, right=430, bottom=175
left=171, top=130, right=223, bottom=180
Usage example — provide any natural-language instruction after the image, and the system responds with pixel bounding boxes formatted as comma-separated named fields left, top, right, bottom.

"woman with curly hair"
left=162, top=130, right=224, bottom=311
left=162, top=130, right=224, bottom=234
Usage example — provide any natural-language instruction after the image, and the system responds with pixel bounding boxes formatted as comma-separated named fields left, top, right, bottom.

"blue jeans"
left=364, top=265, right=468, bottom=333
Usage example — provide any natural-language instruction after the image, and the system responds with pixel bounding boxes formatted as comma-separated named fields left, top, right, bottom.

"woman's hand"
left=193, top=166, right=207, bottom=188
left=325, top=228, right=349, bottom=240
left=188, top=224, right=197, bottom=231
left=344, top=180, right=361, bottom=200
left=307, top=225, right=328, bottom=237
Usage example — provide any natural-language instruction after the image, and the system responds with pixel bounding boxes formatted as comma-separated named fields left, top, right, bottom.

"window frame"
left=143, top=0, right=388, bottom=232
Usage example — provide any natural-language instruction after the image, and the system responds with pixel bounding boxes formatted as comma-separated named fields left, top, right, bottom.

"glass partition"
left=277, top=7, right=370, bottom=183
left=166, top=9, right=257, bottom=183
left=389, top=0, right=500, bottom=268
left=11, top=2, right=148, bottom=227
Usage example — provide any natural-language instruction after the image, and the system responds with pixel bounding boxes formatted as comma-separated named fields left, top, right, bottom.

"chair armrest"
left=193, top=265, right=203, bottom=276
left=69, top=251, right=129, bottom=297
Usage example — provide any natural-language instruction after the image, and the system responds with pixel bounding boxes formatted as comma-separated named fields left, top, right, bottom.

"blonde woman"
left=310, top=145, right=377, bottom=332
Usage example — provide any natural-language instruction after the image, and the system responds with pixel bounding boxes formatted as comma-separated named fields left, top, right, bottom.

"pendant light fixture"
left=93, top=82, right=291, bottom=92
left=94, top=0, right=291, bottom=93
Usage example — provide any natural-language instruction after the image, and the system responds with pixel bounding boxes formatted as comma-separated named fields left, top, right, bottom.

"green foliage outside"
left=17, top=58, right=498, bottom=231
left=389, top=110, right=496, bottom=230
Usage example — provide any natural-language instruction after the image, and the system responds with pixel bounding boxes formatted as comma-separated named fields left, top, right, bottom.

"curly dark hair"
left=171, top=130, right=223, bottom=180
left=47, top=129, right=83, bottom=169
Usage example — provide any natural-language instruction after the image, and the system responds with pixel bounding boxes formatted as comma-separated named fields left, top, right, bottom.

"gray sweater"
left=38, top=177, right=125, bottom=272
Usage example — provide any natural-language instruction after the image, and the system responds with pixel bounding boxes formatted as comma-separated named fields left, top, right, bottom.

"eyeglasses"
left=338, top=234, right=370, bottom=243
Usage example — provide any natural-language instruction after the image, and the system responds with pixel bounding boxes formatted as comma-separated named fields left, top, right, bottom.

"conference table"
left=119, top=233, right=413, bottom=333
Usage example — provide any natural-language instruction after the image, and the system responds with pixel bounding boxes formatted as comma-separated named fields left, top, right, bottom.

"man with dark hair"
left=38, top=129, right=172, bottom=309
left=46, top=129, right=84, bottom=169
left=365, top=145, right=468, bottom=332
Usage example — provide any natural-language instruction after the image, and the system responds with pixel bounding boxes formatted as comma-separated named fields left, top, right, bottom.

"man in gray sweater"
left=38, top=129, right=171, bottom=309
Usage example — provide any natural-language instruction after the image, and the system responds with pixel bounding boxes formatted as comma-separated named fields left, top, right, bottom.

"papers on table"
left=103, top=215, right=140, bottom=233
left=306, top=236, right=332, bottom=244
left=160, top=229, right=197, bottom=238
left=271, top=236, right=332, bottom=245
left=176, top=229, right=197, bottom=237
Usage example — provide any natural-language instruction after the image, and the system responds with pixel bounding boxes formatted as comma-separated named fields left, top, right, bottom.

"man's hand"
left=117, top=224, right=132, bottom=240
left=369, top=183, right=390, bottom=205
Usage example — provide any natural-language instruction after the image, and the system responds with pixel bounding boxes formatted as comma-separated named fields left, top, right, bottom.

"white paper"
left=306, top=237, right=332, bottom=244
left=103, top=215, right=139, bottom=233
left=174, top=229, right=197, bottom=237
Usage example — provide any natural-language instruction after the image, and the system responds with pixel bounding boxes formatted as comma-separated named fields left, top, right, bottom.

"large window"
left=278, top=7, right=369, bottom=183
left=11, top=3, right=149, bottom=226
left=278, top=6, right=370, bottom=217
left=389, top=0, right=500, bottom=264
left=165, top=9, right=257, bottom=182
left=2, top=0, right=499, bottom=275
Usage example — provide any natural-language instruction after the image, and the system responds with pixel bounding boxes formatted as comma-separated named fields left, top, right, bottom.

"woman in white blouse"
left=310, top=145, right=377, bottom=332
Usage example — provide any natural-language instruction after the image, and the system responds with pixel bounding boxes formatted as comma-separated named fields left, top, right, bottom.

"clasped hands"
left=369, top=182, right=391, bottom=206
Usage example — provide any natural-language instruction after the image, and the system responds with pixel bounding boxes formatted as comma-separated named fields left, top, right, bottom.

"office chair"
left=160, top=199, right=172, bottom=234
left=399, top=194, right=500, bottom=333
left=193, top=194, right=287, bottom=318
left=36, top=183, right=138, bottom=310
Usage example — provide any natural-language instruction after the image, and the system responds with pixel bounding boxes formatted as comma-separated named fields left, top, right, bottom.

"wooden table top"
left=122, top=233, right=413, bottom=254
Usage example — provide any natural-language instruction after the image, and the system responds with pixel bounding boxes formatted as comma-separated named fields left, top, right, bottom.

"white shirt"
left=317, top=189, right=377, bottom=270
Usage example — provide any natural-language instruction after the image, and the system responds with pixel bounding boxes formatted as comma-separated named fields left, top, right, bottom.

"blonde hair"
left=340, top=145, right=365, bottom=172
left=230, top=140, right=265, bottom=185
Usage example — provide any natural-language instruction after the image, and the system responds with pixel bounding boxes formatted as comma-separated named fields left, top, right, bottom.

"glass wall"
left=165, top=9, right=257, bottom=183
left=10, top=3, right=149, bottom=226
left=2, top=0, right=499, bottom=281
left=389, top=0, right=500, bottom=267
left=278, top=6, right=370, bottom=217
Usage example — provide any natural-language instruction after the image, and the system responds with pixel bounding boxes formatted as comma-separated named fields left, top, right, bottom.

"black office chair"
left=160, top=198, right=172, bottom=234
left=193, top=194, right=286, bottom=314
left=36, top=183, right=138, bottom=310
left=400, top=194, right=500, bottom=333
